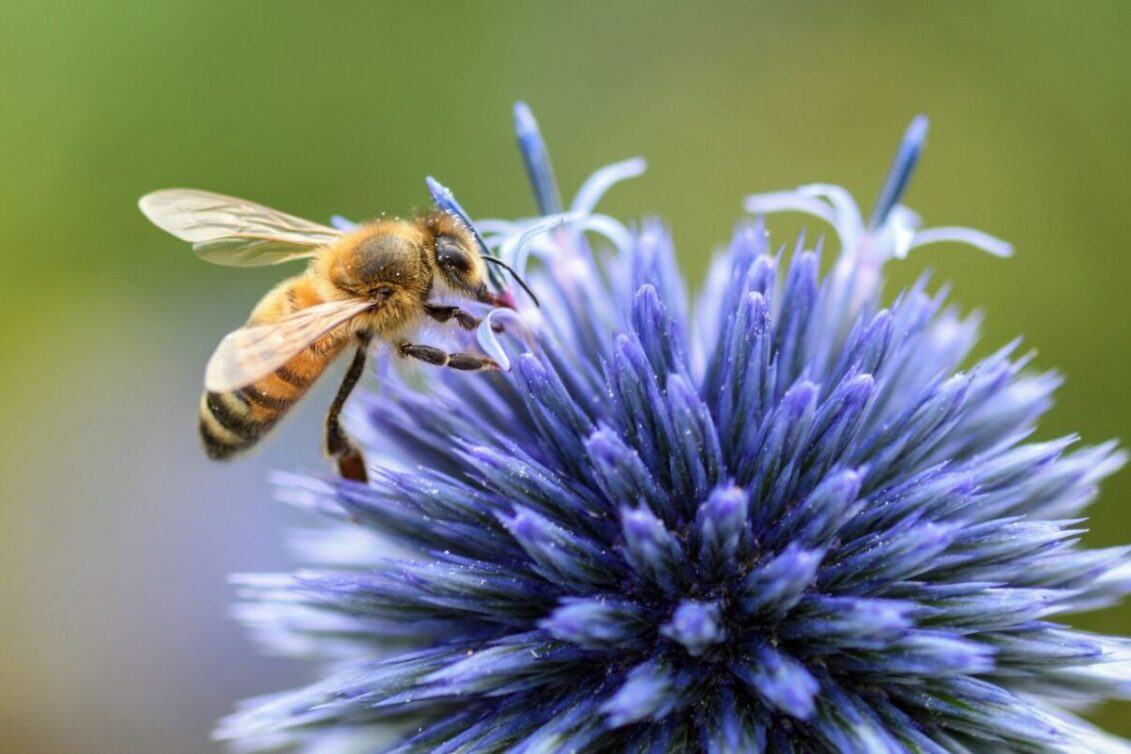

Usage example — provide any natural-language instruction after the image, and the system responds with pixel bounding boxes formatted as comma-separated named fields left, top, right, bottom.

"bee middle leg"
left=398, top=342, right=501, bottom=372
left=325, top=333, right=372, bottom=483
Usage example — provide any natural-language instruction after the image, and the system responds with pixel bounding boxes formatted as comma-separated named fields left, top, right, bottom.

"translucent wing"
left=139, top=189, right=342, bottom=266
left=205, top=299, right=374, bottom=392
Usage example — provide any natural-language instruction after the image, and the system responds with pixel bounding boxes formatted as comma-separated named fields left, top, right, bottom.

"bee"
left=139, top=189, right=535, bottom=483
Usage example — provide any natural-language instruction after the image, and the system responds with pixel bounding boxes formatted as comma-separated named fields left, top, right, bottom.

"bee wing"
left=205, top=299, right=375, bottom=392
left=139, top=189, right=342, bottom=266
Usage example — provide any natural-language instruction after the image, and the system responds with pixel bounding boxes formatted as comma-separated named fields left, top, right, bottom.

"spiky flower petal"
left=220, top=105, right=1131, bottom=753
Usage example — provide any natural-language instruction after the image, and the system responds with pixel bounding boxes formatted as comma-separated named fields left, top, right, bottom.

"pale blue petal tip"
left=571, top=157, right=647, bottom=216
left=476, top=314, right=511, bottom=371
left=330, top=214, right=357, bottom=231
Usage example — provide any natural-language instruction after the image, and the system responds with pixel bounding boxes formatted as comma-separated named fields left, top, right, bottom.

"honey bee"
left=139, top=189, right=534, bottom=483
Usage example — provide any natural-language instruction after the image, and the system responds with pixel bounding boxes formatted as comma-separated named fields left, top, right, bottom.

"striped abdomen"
left=198, top=276, right=348, bottom=459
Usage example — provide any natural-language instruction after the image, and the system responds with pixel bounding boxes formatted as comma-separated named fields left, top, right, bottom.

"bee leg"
left=424, top=304, right=505, bottom=333
left=398, top=342, right=501, bottom=372
left=325, top=334, right=371, bottom=483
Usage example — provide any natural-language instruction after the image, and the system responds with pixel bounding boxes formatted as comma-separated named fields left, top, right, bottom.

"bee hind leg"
left=398, top=342, right=501, bottom=372
left=325, top=334, right=371, bottom=483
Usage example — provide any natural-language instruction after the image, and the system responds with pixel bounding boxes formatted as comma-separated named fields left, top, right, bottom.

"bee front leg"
left=398, top=342, right=501, bottom=372
left=424, top=304, right=505, bottom=333
left=325, top=333, right=371, bottom=483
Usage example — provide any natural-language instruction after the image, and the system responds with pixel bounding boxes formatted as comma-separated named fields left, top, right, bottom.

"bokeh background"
left=3, top=1, right=1130, bottom=751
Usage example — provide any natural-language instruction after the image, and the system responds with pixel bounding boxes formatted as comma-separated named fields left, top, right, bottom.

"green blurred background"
left=3, top=1, right=1130, bottom=751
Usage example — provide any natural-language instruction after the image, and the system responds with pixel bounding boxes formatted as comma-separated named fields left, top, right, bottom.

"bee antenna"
left=482, top=256, right=541, bottom=308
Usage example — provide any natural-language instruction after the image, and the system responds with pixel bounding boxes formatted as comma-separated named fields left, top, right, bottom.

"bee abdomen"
left=198, top=387, right=295, bottom=459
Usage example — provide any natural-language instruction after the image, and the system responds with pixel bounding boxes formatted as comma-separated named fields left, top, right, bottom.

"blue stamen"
left=868, top=115, right=929, bottom=230
left=514, top=101, right=563, bottom=215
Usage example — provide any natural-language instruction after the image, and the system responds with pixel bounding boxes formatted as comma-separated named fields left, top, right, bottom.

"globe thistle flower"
left=218, top=104, right=1131, bottom=753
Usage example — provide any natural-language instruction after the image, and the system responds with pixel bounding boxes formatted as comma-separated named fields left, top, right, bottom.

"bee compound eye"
left=437, top=237, right=472, bottom=274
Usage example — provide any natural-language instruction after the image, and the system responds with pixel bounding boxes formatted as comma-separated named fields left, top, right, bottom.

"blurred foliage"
left=2, top=1, right=1130, bottom=751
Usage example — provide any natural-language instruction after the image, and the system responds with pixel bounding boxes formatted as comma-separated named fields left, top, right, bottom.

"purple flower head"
left=219, top=104, right=1131, bottom=753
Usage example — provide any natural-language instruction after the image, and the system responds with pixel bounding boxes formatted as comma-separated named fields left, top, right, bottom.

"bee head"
left=430, top=214, right=491, bottom=303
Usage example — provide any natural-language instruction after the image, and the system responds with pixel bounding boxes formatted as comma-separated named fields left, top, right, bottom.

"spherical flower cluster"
left=220, top=104, right=1131, bottom=753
